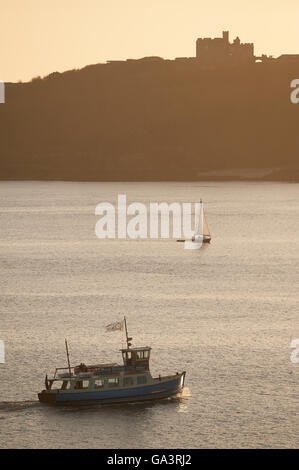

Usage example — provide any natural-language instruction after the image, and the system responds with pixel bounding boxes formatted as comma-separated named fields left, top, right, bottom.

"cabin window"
left=137, top=375, right=147, bottom=385
left=123, top=351, right=132, bottom=365
left=136, top=350, right=149, bottom=359
left=123, top=376, right=134, bottom=386
left=95, top=379, right=104, bottom=389
left=74, top=380, right=89, bottom=390
left=61, top=380, right=70, bottom=390
left=108, top=378, right=119, bottom=387
left=53, top=380, right=63, bottom=390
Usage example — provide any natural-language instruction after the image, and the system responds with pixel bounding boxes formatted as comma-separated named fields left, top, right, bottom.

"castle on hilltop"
left=106, top=30, right=299, bottom=67
left=196, top=31, right=254, bottom=64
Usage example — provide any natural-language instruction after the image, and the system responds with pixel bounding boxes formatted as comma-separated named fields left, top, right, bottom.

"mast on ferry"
left=124, top=316, right=133, bottom=349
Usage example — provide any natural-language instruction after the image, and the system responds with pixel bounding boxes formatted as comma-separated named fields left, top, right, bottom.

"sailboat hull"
left=177, top=236, right=211, bottom=243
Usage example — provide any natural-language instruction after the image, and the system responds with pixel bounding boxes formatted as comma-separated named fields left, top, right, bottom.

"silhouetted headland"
left=1, top=31, right=299, bottom=182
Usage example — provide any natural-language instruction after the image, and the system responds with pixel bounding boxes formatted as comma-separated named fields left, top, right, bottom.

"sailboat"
left=177, top=199, right=211, bottom=249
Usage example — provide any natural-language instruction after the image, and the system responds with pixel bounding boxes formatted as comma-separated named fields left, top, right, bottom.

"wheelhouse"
left=121, top=346, right=151, bottom=371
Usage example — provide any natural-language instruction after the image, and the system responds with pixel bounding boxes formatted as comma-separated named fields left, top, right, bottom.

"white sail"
left=185, top=201, right=203, bottom=249
left=194, top=201, right=203, bottom=240
left=194, top=203, right=200, bottom=236
left=203, top=208, right=210, bottom=236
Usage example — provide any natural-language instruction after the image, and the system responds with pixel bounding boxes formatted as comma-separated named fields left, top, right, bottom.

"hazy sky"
left=1, top=0, right=299, bottom=82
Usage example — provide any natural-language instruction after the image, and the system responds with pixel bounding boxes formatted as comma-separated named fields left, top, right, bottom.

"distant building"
left=196, top=31, right=254, bottom=64
left=106, top=32, right=295, bottom=68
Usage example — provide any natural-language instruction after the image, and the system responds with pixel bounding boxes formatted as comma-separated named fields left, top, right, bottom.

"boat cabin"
left=121, top=346, right=151, bottom=371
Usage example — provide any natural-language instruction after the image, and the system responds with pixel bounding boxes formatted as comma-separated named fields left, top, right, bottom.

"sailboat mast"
left=65, top=339, right=72, bottom=377
left=198, top=199, right=203, bottom=236
left=124, top=316, right=130, bottom=349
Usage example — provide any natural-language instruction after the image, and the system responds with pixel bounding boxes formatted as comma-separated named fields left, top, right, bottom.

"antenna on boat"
left=124, top=316, right=132, bottom=349
left=65, top=338, right=72, bottom=377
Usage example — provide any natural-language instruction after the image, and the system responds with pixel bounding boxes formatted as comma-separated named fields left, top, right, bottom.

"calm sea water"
left=0, top=181, right=298, bottom=449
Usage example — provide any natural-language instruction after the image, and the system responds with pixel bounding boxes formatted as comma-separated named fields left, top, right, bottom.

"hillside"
left=0, top=59, right=298, bottom=181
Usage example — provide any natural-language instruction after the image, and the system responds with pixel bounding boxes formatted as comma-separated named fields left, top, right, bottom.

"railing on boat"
left=53, top=367, right=75, bottom=379
left=52, top=364, right=148, bottom=380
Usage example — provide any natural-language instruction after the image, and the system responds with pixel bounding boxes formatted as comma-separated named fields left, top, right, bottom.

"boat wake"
left=174, top=387, right=192, bottom=399
left=0, top=401, right=40, bottom=412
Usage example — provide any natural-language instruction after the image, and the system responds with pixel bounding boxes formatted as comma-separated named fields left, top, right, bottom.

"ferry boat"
left=38, top=318, right=186, bottom=405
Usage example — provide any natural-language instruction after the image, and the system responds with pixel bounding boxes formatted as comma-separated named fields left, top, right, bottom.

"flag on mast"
left=105, top=320, right=124, bottom=332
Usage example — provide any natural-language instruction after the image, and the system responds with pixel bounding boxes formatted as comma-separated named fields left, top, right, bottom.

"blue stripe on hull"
left=57, top=388, right=180, bottom=405
left=54, top=376, right=182, bottom=404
